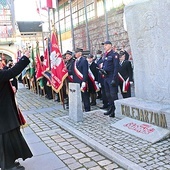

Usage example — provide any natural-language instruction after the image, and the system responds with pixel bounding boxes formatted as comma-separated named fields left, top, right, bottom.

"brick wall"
left=74, top=8, right=131, bottom=56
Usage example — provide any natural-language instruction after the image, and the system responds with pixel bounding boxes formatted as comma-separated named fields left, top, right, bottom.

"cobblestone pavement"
left=16, top=87, right=125, bottom=170
left=16, top=85, right=170, bottom=170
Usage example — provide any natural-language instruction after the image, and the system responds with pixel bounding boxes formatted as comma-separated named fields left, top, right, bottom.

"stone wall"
left=74, top=7, right=131, bottom=55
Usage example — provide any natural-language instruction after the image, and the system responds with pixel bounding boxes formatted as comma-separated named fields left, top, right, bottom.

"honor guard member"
left=64, top=50, right=75, bottom=108
left=65, top=50, right=75, bottom=82
left=87, top=54, right=99, bottom=106
left=96, top=50, right=109, bottom=109
left=101, top=41, right=119, bottom=117
left=72, top=48, right=91, bottom=112
left=118, top=51, right=133, bottom=98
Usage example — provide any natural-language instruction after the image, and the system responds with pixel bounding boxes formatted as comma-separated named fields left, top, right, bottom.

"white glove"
left=95, top=81, right=98, bottom=85
left=130, top=81, right=133, bottom=85
left=81, top=82, right=86, bottom=88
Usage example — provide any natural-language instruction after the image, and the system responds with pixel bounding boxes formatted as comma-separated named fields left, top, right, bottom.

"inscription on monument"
left=121, top=104, right=167, bottom=128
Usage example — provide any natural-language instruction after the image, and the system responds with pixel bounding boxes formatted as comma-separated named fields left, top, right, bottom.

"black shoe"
left=96, top=96, right=102, bottom=99
left=100, top=105, right=108, bottom=109
left=104, top=111, right=111, bottom=115
left=45, top=95, right=53, bottom=100
left=85, top=109, right=90, bottom=112
left=109, top=112, right=115, bottom=118
left=104, top=106, right=113, bottom=115
left=90, top=102, right=96, bottom=106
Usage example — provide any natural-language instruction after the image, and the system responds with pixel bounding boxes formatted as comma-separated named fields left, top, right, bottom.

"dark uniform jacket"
left=118, top=60, right=133, bottom=81
left=88, top=61, right=98, bottom=92
left=66, top=58, right=75, bottom=76
left=0, top=56, right=30, bottom=133
left=103, top=50, right=119, bottom=82
left=96, top=57, right=104, bottom=84
left=72, top=56, right=89, bottom=84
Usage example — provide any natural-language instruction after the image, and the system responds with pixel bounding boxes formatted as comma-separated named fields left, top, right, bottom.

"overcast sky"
left=14, top=0, right=41, bottom=21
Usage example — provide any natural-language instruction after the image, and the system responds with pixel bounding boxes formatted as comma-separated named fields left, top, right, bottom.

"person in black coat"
left=118, top=51, right=133, bottom=98
left=0, top=51, right=33, bottom=170
left=87, top=54, right=99, bottom=106
left=63, top=50, right=75, bottom=108
left=71, top=48, right=90, bottom=112
left=3, top=59, right=18, bottom=92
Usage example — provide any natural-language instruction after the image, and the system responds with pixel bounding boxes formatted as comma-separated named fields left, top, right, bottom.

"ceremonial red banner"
left=35, top=42, right=43, bottom=81
left=50, top=31, right=68, bottom=93
left=46, top=0, right=56, bottom=9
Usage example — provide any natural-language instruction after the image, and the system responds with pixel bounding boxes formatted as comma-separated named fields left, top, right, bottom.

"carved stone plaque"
left=111, top=117, right=170, bottom=143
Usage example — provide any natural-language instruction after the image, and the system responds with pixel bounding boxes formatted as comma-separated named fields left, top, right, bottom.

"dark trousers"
left=104, top=78, right=118, bottom=109
left=81, top=91, right=90, bottom=112
left=43, top=77, right=53, bottom=98
left=101, top=84, right=108, bottom=106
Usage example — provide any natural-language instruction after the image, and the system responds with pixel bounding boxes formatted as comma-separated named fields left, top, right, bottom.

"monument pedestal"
left=115, top=97, right=170, bottom=130
left=112, top=0, right=170, bottom=143
left=69, top=83, right=83, bottom=122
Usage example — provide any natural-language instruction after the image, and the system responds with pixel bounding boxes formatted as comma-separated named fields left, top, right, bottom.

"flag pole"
left=51, top=24, right=65, bottom=110
left=83, top=0, right=90, bottom=50
left=69, top=0, right=75, bottom=51
left=103, top=0, right=109, bottom=40
left=60, top=87, right=66, bottom=110
left=56, top=0, right=63, bottom=53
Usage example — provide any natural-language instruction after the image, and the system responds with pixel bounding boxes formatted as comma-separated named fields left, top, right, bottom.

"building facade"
left=0, top=0, right=134, bottom=60
left=53, top=0, right=133, bottom=55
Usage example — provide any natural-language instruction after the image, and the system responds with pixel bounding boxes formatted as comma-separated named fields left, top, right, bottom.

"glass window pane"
left=65, top=4, right=70, bottom=16
left=65, top=16, right=71, bottom=31
left=60, top=19, right=65, bottom=33
left=97, top=0, right=104, bottom=17
left=72, top=12, right=78, bottom=27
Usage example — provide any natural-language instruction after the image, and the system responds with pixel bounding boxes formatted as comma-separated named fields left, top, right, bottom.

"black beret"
left=101, top=40, right=112, bottom=45
left=119, top=51, right=125, bottom=56
left=65, top=50, right=72, bottom=56
left=75, top=48, right=83, bottom=53
left=96, top=50, right=102, bottom=54
left=87, top=54, right=94, bottom=58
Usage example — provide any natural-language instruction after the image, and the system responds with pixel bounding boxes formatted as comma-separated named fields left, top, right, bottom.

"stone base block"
left=69, top=83, right=83, bottom=122
left=111, top=117, right=170, bottom=143
left=115, top=97, right=170, bottom=130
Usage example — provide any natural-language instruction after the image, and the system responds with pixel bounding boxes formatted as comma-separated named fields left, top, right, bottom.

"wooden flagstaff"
left=59, top=88, right=65, bottom=110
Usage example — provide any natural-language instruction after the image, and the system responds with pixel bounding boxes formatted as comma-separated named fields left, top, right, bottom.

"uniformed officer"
left=87, top=54, right=99, bottom=106
left=101, top=41, right=119, bottom=117
left=95, top=50, right=109, bottom=109
left=72, top=48, right=91, bottom=112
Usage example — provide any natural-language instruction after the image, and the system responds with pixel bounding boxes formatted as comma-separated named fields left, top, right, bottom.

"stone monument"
left=115, top=0, right=170, bottom=131
left=69, top=83, right=83, bottom=122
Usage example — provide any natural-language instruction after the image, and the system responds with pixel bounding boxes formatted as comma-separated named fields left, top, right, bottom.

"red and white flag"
left=35, top=42, right=43, bottom=81
left=50, top=31, right=68, bottom=93
left=43, top=46, right=50, bottom=72
left=40, top=0, right=56, bottom=9
left=42, top=41, right=52, bottom=84
left=47, top=0, right=56, bottom=8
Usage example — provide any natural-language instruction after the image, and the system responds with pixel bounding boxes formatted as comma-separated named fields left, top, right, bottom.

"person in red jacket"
left=0, top=50, right=33, bottom=170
